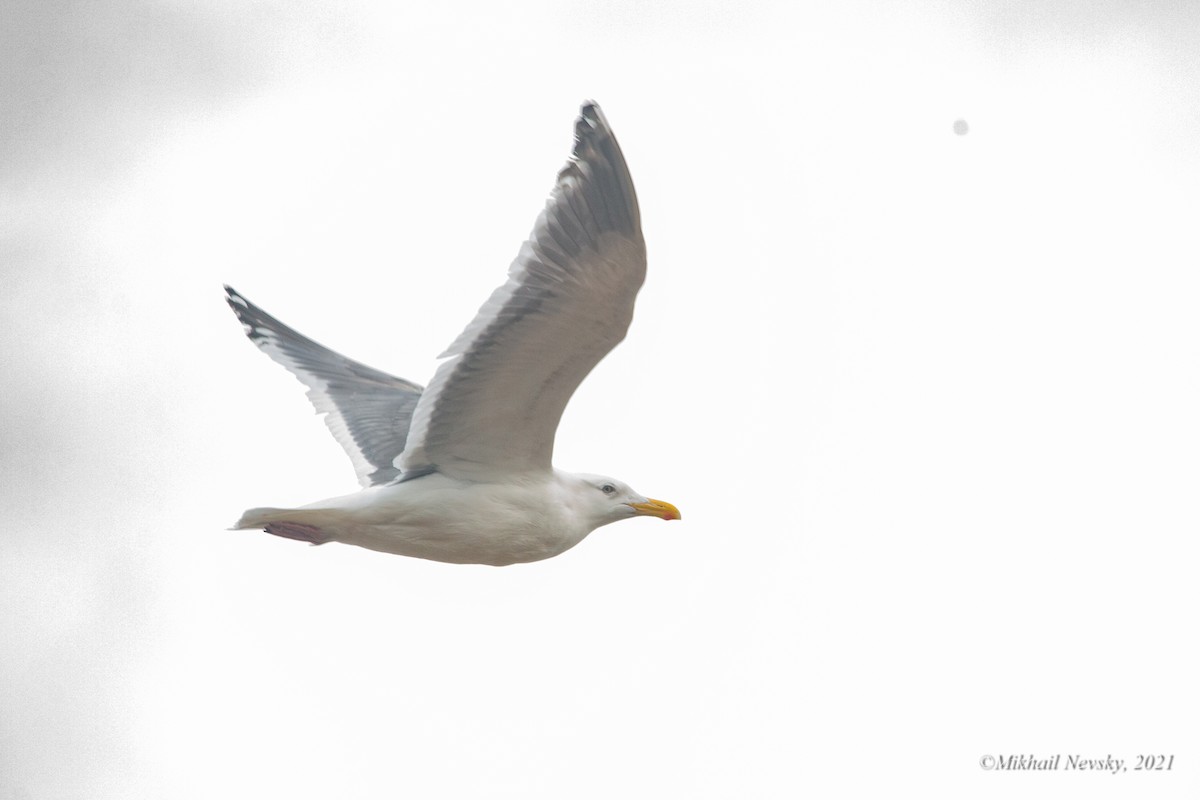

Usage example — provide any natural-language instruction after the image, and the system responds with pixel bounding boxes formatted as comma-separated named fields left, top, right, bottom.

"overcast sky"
left=4, top=1, right=1200, bottom=798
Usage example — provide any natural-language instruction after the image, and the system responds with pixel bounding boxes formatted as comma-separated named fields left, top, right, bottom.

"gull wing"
left=399, top=102, right=646, bottom=481
left=226, top=286, right=422, bottom=487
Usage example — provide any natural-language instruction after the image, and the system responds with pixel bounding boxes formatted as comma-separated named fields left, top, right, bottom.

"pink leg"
left=264, top=521, right=333, bottom=545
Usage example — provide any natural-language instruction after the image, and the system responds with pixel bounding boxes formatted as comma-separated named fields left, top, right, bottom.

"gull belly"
left=233, top=472, right=590, bottom=566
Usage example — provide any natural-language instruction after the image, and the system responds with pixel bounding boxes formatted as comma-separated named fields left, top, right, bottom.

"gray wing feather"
left=400, top=102, right=646, bottom=480
left=225, top=286, right=422, bottom=487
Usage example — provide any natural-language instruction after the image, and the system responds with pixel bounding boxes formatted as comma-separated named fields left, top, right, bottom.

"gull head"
left=569, top=473, right=681, bottom=529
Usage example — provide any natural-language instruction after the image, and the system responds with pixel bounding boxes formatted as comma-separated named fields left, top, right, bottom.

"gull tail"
left=231, top=507, right=337, bottom=546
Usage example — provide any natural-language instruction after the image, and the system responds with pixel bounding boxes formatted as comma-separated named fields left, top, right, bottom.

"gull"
left=225, top=102, right=679, bottom=566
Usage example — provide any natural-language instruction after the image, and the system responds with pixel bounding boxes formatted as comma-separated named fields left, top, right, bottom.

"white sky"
left=3, top=1, right=1200, bottom=797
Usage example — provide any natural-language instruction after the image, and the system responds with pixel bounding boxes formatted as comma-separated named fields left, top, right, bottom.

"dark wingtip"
left=561, top=100, right=640, bottom=238
left=222, top=284, right=260, bottom=342
left=575, top=100, right=611, bottom=141
left=224, top=285, right=252, bottom=314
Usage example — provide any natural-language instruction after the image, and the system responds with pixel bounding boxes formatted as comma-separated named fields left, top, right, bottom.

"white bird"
left=226, top=102, right=679, bottom=566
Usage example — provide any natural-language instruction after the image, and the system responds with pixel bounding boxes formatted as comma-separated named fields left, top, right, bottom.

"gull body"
left=238, top=471, right=665, bottom=566
left=226, top=103, right=679, bottom=565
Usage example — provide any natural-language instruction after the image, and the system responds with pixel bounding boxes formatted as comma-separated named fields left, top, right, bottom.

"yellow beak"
left=628, top=498, right=681, bottom=521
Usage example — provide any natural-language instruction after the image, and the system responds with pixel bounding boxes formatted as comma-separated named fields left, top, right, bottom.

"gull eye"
left=601, top=483, right=616, bottom=495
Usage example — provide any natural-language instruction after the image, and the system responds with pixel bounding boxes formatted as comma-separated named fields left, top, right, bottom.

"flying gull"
left=226, top=102, right=679, bottom=565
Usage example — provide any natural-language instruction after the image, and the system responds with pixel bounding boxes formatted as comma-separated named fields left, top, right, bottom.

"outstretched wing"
left=399, top=102, right=646, bottom=481
left=225, top=286, right=422, bottom=486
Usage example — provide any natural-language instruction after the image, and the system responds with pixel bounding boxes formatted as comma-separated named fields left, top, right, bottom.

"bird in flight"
left=225, top=102, right=679, bottom=565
